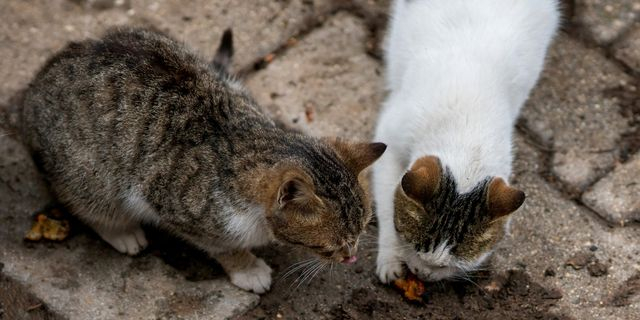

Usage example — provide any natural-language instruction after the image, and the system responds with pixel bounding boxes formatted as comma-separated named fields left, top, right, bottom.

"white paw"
left=376, top=251, right=405, bottom=283
left=96, top=226, right=148, bottom=255
left=228, top=258, right=272, bottom=294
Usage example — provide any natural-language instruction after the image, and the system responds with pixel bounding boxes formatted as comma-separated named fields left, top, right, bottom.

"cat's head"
left=394, top=156, right=525, bottom=281
left=265, top=139, right=386, bottom=264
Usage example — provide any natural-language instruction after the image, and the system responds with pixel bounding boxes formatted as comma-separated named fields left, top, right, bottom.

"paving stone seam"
left=237, top=6, right=386, bottom=80
left=514, top=126, right=640, bottom=230
left=236, top=6, right=344, bottom=78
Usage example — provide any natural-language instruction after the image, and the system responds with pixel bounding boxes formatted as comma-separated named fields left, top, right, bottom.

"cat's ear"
left=401, top=156, right=442, bottom=203
left=277, top=170, right=320, bottom=210
left=211, top=28, right=234, bottom=72
left=486, top=177, right=525, bottom=219
left=324, top=138, right=387, bottom=174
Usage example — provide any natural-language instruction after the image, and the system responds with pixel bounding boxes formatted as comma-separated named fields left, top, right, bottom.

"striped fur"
left=20, top=27, right=384, bottom=293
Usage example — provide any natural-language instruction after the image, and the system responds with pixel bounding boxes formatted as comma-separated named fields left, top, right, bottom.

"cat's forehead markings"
left=418, top=167, right=490, bottom=251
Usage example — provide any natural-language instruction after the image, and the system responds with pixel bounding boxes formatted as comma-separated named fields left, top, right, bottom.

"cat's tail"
left=210, top=28, right=234, bottom=74
left=0, top=90, right=25, bottom=143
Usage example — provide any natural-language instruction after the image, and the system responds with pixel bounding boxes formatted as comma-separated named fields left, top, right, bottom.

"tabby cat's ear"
left=401, top=156, right=442, bottom=203
left=324, top=138, right=387, bottom=174
left=277, top=170, right=320, bottom=210
left=486, top=177, right=525, bottom=219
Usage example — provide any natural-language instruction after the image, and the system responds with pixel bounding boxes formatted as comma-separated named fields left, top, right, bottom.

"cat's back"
left=385, top=0, right=559, bottom=91
left=389, top=0, right=558, bottom=49
left=20, top=27, right=241, bottom=196
left=22, top=27, right=229, bottom=155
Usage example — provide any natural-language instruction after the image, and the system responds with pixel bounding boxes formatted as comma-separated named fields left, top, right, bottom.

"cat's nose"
left=339, top=242, right=358, bottom=264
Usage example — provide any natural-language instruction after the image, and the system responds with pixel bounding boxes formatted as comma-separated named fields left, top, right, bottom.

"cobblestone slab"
left=246, top=12, right=384, bottom=141
left=573, top=0, right=640, bottom=44
left=0, top=0, right=337, bottom=105
left=492, top=135, right=640, bottom=317
left=613, top=25, right=640, bottom=73
left=521, top=34, right=633, bottom=193
left=582, top=153, right=640, bottom=226
left=0, top=136, right=259, bottom=319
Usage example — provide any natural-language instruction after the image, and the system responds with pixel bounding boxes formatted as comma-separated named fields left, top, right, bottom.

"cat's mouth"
left=313, top=246, right=359, bottom=264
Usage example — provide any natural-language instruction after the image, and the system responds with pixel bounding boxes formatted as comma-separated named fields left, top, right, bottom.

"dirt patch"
left=327, top=270, right=569, bottom=320
left=608, top=272, right=640, bottom=307
left=236, top=237, right=571, bottom=320
left=0, top=266, right=62, bottom=320
left=564, top=252, right=609, bottom=278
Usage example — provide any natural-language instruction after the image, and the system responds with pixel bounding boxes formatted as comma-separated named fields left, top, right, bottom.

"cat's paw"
left=228, top=258, right=272, bottom=294
left=376, top=251, right=405, bottom=283
left=96, top=226, right=148, bottom=255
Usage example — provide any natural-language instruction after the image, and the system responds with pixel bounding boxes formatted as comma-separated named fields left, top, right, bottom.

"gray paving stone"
left=613, top=24, right=640, bottom=73
left=246, top=12, right=384, bottom=141
left=491, top=135, right=640, bottom=316
left=521, top=35, right=633, bottom=193
left=0, top=135, right=258, bottom=319
left=0, top=0, right=336, bottom=105
left=573, top=0, right=640, bottom=44
left=582, top=153, right=640, bottom=226
left=130, top=0, right=336, bottom=71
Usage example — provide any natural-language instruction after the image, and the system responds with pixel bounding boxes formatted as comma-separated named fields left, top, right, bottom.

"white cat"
left=373, top=0, right=560, bottom=283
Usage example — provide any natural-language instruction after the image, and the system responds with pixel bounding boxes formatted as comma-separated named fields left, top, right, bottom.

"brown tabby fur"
left=19, top=27, right=385, bottom=292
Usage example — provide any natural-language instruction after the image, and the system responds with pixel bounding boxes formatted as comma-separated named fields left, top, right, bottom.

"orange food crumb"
left=393, top=272, right=427, bottom=302
left=25, top=213, right=70, bottom=242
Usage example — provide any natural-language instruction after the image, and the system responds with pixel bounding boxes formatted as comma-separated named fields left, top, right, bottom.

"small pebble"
left=589, top=245, right=598, bottom=252
left=355, top=266, right=364, bottom=274
left=587, top=262, right=608, bottom=277
left=544, top=268, right=556, bottom=277
left=542, top=288, right=563, bottom=300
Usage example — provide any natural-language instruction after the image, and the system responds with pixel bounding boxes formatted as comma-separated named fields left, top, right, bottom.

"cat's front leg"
left=214, top=250, right=272, bottom=294
left=372, top=149, right=406, bottom=283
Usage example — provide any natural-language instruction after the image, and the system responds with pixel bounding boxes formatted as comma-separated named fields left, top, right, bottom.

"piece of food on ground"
left=393, top=272, right=427, bottom=303
left=24, top=211, right=70, bottom=242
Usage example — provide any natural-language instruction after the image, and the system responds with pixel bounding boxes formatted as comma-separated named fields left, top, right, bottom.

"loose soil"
left=0, top=266, right=62, bottom=320
left=233, top=227, right=572, bottom=320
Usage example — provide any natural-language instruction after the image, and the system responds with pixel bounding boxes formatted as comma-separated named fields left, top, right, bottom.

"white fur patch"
left=121, top=189, right=160, bottom=224
left=417, top=241, right=453, bottom=267
left=223, top=204, right=272, bottom=248
left=228, top=257, right=272, bottom=294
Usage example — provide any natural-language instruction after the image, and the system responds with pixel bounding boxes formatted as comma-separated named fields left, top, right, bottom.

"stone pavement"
left=1, top=0, right=639, bottom=319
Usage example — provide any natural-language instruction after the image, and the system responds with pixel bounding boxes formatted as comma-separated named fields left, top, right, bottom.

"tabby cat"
left=20, top=27, right=385, bottom=293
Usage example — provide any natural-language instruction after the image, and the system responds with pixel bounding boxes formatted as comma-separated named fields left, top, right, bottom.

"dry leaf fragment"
left=304, top=102, right=315, bottom=123
left=263, top=53, right=275, bottom=63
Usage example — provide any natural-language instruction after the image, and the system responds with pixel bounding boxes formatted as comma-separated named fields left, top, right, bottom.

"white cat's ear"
left=324, top=138, right=387, bottom=174
left=486, top=177, right=525, bottom=219
left=277, top=170, right=320, bottom=210
left=401, top=156, right=442, bottom=203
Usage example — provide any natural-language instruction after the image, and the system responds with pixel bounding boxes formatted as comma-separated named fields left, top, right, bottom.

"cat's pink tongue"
left=342, top=256, right=358, bottom=264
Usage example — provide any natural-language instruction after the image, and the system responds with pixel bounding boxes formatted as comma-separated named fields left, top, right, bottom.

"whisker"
left=329, top=262, right=334, bottom=280
left=279, top=259, right=317, bottom=282
left=305, top=262, right=327, bottom=287
left=289, top=261, right=319, bottom=290
left=280, top=259, right=315, bottom=279
left=294, top=261, right=324, bottom=291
